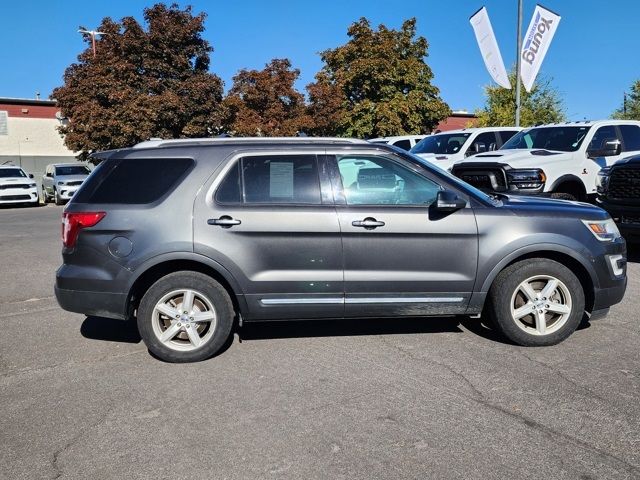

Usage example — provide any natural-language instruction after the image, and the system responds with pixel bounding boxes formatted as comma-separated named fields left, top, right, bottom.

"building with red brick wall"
left=435, top=111, right=478, bottom=132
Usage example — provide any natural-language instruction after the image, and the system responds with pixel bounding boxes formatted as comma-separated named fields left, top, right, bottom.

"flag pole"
left=515, top=0, right=523, bottom=126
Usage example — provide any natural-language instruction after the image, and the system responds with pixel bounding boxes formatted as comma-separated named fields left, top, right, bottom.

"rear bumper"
left=55, top=285, right=128, bottom=320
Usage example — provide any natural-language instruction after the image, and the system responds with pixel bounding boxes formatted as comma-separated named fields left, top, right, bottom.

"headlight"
left=57, top=181, right=65, bottom=186
left=582, top=218, right=621, bottom=242
left=596, top=168, right=610, bottom=192
left=507, top=169, right=546, bottom=189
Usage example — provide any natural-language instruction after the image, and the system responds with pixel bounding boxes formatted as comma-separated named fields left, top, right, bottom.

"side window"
left=337, top=156, right=440, bottom=206
left=498, top=130, right=518, bottom=145
left=619, top=125, right=640, bottom=152
left=469, top=132, right=498, bottom=155
left=392, top=139, right=412, bottom=151
left=240, top=155, right=321, bottom=205
left=588, top=126, right=621, bottom=152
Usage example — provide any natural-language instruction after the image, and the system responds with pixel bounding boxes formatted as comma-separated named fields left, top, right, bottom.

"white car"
left=369, top=135, right=428, bottom=151
left=411, top=127, right=522, bottom=171
left=0, top=165, right=39, bottom=206
left=450, top=120, right=640, bottom=201
left=42, top=163, right=91, bottom=205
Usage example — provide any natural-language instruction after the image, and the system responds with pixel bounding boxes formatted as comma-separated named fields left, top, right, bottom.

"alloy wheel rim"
left=510, top=275, right=572, bottom=336
left=151, top=289, right=217, bottom=351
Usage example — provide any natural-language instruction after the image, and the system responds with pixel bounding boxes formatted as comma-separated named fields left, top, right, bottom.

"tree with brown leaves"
left=53, top=3, right=224, bottom=159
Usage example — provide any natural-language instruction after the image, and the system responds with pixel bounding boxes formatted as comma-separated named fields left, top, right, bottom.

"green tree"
left=307, top=17, right=450, bottom=138
left=53, top=3, right=224, bottom=160
left=223, top=58, right=311, bottom=136
left=612, top=80, right=640, bottom=120
left=475, top=68, right=565, bottom=127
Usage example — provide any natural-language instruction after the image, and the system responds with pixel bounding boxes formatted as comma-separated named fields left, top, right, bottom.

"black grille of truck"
left=608, top=166, right=640, bottom=201
left=451, top=164, right=508, bottom=192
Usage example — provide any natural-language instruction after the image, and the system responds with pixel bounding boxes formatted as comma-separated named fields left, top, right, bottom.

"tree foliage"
left=475, top=68, right=565, bottom=127
left=224, top=58, right=310, bottom=136
left=307, top=18, right=450, bottom=138
left=612, top=79, right=640, bottom=120
left=53, top=3, right=224, bottom=159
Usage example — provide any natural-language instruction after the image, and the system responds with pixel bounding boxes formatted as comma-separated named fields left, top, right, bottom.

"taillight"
left=62, top=211, right=106, bottom=248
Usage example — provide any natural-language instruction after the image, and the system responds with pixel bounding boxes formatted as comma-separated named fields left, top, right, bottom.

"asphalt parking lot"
left=1, top=204, right=639, bottom=480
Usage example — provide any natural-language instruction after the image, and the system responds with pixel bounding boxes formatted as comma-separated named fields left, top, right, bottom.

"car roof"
left=527, top=119, right=640, bottom=128
left=0, top=165, right=24, bottom=169
left=368, top=135, right=428, bottom=142
left=433, top=127, right=522, bottom=135
left=132, top=137, right=369, bottom=150
left=49, top=163, right=89, bottom=167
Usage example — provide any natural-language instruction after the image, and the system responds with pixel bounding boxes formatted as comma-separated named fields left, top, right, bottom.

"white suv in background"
left=450, top=120, right=640, bottom=201
left=0, top=165, right=39, bottom=206
left=410, top=127, right=521, bottom=171
left=42, top=163, right=91, bottom=205
left=369, top=135, right=428, bottom=151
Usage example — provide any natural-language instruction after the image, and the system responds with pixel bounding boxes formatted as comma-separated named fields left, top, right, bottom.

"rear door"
left=328, top=150, right=478, bottom=317
left=193, top=150, right=344, bottom=321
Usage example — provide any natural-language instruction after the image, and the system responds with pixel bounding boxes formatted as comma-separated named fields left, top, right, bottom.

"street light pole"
left=78, top=29, right=107, bottom=58
left=515, top=0, right=523, bottom=126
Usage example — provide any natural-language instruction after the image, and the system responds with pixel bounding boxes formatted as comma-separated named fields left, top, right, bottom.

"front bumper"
left=591, top=238, right=627, bottom=312
left=57, top=186, right=81, bottom=200
left=596, top=198, right=640, bottom=240
left=0, top=187, right=38, bottom=204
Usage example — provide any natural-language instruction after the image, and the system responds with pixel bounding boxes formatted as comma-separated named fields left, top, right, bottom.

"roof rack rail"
left=133, top=137, right=368, bottom=149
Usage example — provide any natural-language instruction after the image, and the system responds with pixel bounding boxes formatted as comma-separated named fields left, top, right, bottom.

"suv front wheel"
left=487, top=259, right=585, bottom=346
left=137, top=271, right=234, bottom=362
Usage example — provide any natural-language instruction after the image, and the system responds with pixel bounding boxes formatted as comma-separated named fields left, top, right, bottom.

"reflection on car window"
left=411, top=133, right=472, bottom=155
left=55, top=166, right=91, bottom=176
left=337, top=156, right=440, bottom=206
left=501, top=126, right=591, bottom=152
left=0, top=168, right=26, bottom=178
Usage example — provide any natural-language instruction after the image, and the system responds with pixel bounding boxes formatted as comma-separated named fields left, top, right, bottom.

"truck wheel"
left=54, top=188, right=65, bottom=206
left=137, top=271, right=234, bottom=363
left=487, top=259, right=585, bottom=346
left=550, top=192, right=577, bottom=201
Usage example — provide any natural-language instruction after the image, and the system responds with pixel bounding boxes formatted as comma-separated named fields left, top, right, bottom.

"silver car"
left=42, top=163, right=91, bottom=205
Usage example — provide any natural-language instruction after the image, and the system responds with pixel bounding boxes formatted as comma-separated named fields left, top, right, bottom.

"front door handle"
left=208, top=216, right=241, bottom=228
left=352, top=217, right=385, bottom=229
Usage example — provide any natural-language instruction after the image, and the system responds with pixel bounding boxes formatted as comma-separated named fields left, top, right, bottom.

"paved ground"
left=1, top=204, right=639, bottom=480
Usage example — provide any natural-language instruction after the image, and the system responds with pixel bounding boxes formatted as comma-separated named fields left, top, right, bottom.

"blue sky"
left=1, top=0, right=638, bottom=120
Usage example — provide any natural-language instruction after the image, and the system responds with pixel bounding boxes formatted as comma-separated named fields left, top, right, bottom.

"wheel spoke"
left=156, top=303, right=178, bottom=319
left=192, top=310, right=215, bottom=323
left=546, top=302, right=570, bottom=315
left=540, top=278, right=559, bottom=300
left=185, top=326, right=201, bottom=348
left=181, top=290, right=195, bottom=313
left=160, top=322, right=181, bottom=343
left=535, top=310, right=547, bottom=335
left=513, top=302, right=535, bottom=319
left=519, top=282, right=538, bottom=302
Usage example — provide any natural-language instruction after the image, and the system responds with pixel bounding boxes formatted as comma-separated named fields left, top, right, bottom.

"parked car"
left=55, top=137, right=627, bottom=363
left=42, top=163, right=91, bottom=205
left=596, top=153, right=640, bottom=242
left=451, top=120, right=640, bottom=201
left=0, top=165, right=38, bottom=206
left=411, top=127, right=521, bottom=171
left=369, top=135, right=428, bottom=151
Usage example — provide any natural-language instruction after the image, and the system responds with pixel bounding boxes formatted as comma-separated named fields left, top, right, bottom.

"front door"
left=194, top=151, right=344, bottom=321
left=329, top=152, right=478, bottom=317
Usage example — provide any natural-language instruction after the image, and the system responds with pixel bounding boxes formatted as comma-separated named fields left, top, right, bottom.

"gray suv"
left=55, top=138, right=627, bottom=363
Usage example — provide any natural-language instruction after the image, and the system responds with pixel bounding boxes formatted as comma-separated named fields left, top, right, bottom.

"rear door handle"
left=352, top=217, right=385, bottom=229
left=208, top=216, right=241, bottom=228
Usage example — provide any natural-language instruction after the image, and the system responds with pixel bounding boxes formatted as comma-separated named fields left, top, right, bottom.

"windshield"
left=0, top=168, right=26, bottom=178
left=501, top=126, right=591, bottom=152
left=411, top=133, right=472, bottom=155
left=55, top=165, right=90, bottom=176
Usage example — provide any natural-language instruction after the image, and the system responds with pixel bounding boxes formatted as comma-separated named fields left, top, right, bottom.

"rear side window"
left=392, top=139, right=411, bottom=150
left=216, top=155, right=321, bottom=205
left=74, top=157, right=193, bottom=204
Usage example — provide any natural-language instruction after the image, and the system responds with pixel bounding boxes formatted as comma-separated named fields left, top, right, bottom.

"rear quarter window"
left=73, top=157, right=194, bottom=204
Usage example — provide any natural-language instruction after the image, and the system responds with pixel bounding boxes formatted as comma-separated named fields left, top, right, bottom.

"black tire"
left=42, top=189, right=49, bottom=204
left=54, top=188, right=65, bottom=206
left=550, top=192, right=577, bottom=201
left=137, top=271, right=234, bottom=363
left=487, top=258, right=585, bottom=346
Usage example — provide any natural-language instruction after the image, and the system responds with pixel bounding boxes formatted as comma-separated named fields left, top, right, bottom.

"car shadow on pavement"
left=80, top=316, right=142, bottom=343
left=238, top=316, right=464, bottom=341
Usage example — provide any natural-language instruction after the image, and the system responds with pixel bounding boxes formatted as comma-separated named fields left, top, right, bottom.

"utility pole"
left=623, top=92, right=628, bottom=116
left=78, top=29, right=107, bottom=57
left=515, top=0, right=523, bottom=126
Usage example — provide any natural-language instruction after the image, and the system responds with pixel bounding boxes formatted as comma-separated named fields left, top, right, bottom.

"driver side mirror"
left=435, top=190, right=467, bottom=212
left=28, top=173, right=34, bottom=178
left=587, top=139, right=621, bottom=158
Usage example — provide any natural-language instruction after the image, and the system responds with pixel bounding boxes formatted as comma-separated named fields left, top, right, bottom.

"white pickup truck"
left=450, top=120, right=640, bottom=201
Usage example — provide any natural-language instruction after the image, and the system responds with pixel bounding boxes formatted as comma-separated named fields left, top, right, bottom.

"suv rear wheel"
left=487, top=259, right=585, bottom=346
left=137, top=271, right=234, bottom=362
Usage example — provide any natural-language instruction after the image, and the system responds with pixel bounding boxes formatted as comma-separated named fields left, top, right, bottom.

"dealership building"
left=0, top=97, right=76, bottom=183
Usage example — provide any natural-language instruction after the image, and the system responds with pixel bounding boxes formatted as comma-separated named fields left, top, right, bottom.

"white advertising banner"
left=469, top=7, right=511, bottom=89
left=520, top=4, right=561, bottom=92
